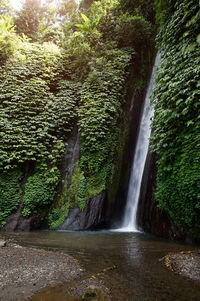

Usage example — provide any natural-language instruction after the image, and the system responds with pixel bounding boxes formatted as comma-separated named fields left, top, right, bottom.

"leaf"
left=81, top=13, right=90, bottom=25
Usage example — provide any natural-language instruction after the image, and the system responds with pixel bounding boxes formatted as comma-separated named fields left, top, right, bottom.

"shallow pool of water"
left=5, top=230, right=200, bottom=301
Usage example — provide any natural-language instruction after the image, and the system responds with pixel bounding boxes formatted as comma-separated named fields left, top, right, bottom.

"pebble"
left=0, top=240, right=6, bottom=247
left=158, top=257, right=165, bottom=262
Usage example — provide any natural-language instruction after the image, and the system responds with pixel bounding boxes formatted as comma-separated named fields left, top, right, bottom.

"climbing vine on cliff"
left=152, top=0, right=200, bottom=238
left=0, top=169, right=22, bottom=227
left=0, top=42, right=80, bottom=170
left=0, top=0, right=155, bottom=228
left=78, top=48, right=132, bottom=193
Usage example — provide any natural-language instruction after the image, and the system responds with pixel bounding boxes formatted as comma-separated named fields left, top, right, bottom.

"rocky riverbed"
left=165, top=250, right=200, bottom=284
left=0, top=239, right=110, bottom=301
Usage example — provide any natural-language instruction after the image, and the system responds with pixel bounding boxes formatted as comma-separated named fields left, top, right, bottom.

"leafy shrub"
left=0, top=16, right=20, bottom=60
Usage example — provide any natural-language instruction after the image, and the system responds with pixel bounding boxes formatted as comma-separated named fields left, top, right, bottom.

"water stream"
left=4, top=231, right=200, bottom=301
left=122, top=55, right=160, bottom=231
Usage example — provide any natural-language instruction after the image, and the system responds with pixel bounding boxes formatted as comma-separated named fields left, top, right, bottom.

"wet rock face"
left=59, top=191, right=106, bottom=231
left=105, top=90, right=147, bottom=227
left=61, top=127, right=80, bottom=189
left=137, top=151, right=186, bottom=241
left=2, top=169, right=34, bottom=232
left=58, top=128, right=107, bottom=231
left=1, top=127, right=107, bottom=232
left=3, top=211, right=34, bottom=232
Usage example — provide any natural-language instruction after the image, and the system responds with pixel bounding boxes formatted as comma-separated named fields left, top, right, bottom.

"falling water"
left=122, top=54, right=160, bottom=232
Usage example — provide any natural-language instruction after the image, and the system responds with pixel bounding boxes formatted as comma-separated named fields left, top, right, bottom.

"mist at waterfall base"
left=117, top=55, right=160, bottom=233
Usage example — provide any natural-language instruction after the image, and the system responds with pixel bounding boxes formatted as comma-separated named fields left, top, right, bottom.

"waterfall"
left=122, top=54, right=160, bottom=232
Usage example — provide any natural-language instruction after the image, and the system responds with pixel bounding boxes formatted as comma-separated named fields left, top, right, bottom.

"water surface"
left=5, top=231, right=200, bottom=301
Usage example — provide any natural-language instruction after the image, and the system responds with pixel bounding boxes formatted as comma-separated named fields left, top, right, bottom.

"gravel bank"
left=0, top=241, right=83, bottom=301
left=165, top=251, right=200, bottom=284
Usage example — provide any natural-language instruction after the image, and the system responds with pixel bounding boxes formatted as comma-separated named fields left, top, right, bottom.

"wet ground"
left=2, top=230, right=200, bottom=301
left=0, top=242, right=83, bottom=301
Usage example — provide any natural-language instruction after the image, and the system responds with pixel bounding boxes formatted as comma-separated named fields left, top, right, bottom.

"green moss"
left=77, top=171, right=87, bottom=211
left=48, top=202, right=70, bottom=230
left=48, top=161, right=88, bottom=229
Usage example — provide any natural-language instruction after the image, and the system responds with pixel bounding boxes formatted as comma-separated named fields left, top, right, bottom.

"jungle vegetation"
left=0, top=0, right=155, bottom=229
left=0, top=0, right=199, bottom=239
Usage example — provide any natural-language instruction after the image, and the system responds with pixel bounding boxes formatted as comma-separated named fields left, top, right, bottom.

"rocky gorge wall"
left=0, top=0, right=161, bottom=233
left=137, top=152, right=188, bottom=241
left=147, top=0, right=200, bottom=241
left=1, top=64, right=155, bottom=232
left=58, top=0, right=200, bottom=241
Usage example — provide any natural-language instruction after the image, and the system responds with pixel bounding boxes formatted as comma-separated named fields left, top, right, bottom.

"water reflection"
left=3, top=231, right=200, bottom=301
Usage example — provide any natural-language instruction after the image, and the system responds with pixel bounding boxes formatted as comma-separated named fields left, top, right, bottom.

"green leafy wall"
left=0, top=0, right=155, bottom=229
left=0, top=169, right=22, bottom=226
left=152, top=0, right=200, bottom=239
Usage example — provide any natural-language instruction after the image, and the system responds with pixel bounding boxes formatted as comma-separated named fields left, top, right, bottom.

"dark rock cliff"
left=137, top=151, right=188, bottom=241
left=54, top=127, right=106, bottom=231
left=2, top=167, right=34, bottom=232
left=61, top=127, right=81, bottom=189
left=59, top=191, right=106, bottom=230
left=113, top=93, right=146, bottom=225
left=3, top=203, right=34, bottom=232
left=57, top=87, right=150, bottom=231
left=2, top=89, right=185, bottom=236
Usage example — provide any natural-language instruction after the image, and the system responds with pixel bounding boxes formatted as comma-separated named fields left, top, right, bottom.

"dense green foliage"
left=78, top=49, right=132, bottom=194
left=0, top=0, right=155, bottom=228
left=22, top=165, right=60, bottom=217
left=0, top=42, right=80, bottom=169
left=0, top=169, right=22, bottom=226
left=152, top=0, right=200, bottom=238
left=154, top=0, right=174, bottom=26
left=49, top=202, right=70, bottom=230
left=49, top=0, right=154, bottom=228
left=0, top=16, right=21, bottom=60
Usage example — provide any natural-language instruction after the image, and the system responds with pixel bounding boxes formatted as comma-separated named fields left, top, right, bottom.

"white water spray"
left=121, top=54, right=160, bottom=232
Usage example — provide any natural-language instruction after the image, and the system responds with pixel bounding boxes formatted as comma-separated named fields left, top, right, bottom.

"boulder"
left=59, top=191, right=105, bottom=231
left=82, top=285, right=111, bottom=301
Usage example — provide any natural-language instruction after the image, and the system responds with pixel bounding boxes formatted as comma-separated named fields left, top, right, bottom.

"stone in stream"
left=82, top=285, right=111, bottom=301
left=0, top=240, right=6, bottom=247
